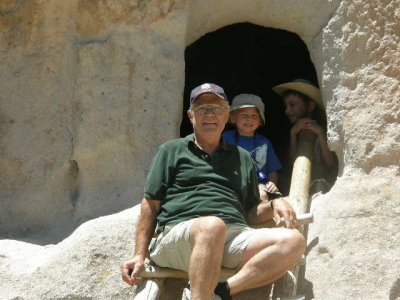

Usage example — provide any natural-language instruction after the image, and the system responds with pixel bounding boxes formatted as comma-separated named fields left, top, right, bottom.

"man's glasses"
left=192, top=104, right=229, bottom=115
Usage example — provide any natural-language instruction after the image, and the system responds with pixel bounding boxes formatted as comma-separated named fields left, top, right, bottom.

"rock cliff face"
left=0, top=0, right=399, bottom=299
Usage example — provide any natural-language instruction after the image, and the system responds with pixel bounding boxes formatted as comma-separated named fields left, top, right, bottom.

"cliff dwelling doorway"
left=181, top=22, right=322, bottom=194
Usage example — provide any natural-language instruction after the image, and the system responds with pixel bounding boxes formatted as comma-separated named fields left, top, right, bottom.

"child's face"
left=283, top=94, right=310, bottom=124
left=230, top=107, right=262, bottom=137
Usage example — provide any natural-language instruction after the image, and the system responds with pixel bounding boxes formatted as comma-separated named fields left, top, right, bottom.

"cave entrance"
left=181, top=22, right=320, bottom=194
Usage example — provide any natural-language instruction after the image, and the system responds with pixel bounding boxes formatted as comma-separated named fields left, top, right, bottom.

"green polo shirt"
left=144, top=134, right=260, bottom=232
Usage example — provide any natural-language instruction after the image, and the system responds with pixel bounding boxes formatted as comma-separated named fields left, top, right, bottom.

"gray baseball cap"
left=230, top=94, right=265, bottom=124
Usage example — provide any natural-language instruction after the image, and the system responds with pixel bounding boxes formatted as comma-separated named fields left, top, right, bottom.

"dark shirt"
left=144, top=134, right=260, bottom=232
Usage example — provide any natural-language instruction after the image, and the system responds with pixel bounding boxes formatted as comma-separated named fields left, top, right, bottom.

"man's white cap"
left=230, top=94, right=265, bottom=125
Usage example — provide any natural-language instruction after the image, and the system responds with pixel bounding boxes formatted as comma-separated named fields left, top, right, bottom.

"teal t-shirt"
left=144, top=134, right=260, bottom=232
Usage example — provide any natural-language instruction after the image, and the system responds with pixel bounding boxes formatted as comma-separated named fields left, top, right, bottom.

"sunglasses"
left=192, top=104, right=229, bottom=115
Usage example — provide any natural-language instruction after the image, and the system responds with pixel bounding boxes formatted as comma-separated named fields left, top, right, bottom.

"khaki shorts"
left=149, top=219, right=258, bottom=272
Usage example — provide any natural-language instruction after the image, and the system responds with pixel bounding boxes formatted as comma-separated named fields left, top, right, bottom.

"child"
left=272, top=79, right=338, bottom=193
left=222, top=94, right=282, bottom=201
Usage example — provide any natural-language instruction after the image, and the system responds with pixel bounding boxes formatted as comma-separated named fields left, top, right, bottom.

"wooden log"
left=251, top=213, right=313, bottom=229
left=276, top=130, right=316, bottom=298
left=138, top=264, right=236, bottom=281
left=134, top=278, right=165, bottom=300
left=287, top=131, right=316, bottom=214
left=138, top=256, right=306, bottom=281
left=278, top=296, right=306, bottom=300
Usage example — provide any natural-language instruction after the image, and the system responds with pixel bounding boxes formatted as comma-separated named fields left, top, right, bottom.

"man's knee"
left=293, top=230, right=306, bottom=251
left=280, top=229, right=306, bottom=259
left=190, top=216, right=226, bottom=245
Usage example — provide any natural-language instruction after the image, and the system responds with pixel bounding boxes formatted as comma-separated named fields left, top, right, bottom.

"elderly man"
left=121, top=83, right=305, bottom=300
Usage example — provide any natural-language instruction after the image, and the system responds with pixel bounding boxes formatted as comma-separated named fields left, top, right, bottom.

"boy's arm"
left=265, top=172, right=279, bottom=193
left=268, top=172, right=278, bottom=185
left=299, top=119, right=337, bottom=169
left=290, top=118, right=337, bottom=168
left=316, top=131, right=337, bottom=169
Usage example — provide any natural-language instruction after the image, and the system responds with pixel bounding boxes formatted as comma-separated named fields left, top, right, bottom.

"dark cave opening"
left=181, top=22, right=320, bottom=194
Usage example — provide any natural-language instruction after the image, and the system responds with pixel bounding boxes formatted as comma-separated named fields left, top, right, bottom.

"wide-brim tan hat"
left=272, top=79, right=323, bottom=108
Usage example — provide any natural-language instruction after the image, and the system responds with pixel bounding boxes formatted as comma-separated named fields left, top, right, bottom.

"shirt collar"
left=185, top=133, right=232, bottom=152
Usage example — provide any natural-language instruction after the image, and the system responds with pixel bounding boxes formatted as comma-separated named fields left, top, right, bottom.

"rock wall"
left=307, top=1, right=400, bottom=298
left=0, top=0, right=399, bottom=299
left=0, top=0, right=187, bottom=240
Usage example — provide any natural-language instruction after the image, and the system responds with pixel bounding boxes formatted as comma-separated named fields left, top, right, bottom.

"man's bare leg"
left=188, top=216, right=226, bottom=300
left=228, top=228, right=306, bottom=295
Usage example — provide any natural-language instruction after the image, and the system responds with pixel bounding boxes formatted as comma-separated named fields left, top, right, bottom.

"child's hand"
left=266, top=182, right=279, bottom=193
left=291, top=118, right=323, bottom=137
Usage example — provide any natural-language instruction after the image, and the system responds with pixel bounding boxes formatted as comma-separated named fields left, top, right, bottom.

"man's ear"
left=187, top=110, right=194, bottom=123
left=229, top=114, right=235, bottom=124
left=306, top=101, right=316, bottom=113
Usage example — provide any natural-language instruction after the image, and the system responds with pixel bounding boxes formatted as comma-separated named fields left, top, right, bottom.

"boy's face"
left=283, top=94, right=314, bottom=124
left=230, top=107, right=262, bottom=137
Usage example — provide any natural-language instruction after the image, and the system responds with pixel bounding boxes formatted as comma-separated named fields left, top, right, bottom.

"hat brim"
left=191, top=92, right=227, bottom=104
left=272, top=82, right=322, bottom=107
left=230, top=104, right=265, bottom=125
left=230, top=104, right=258, bottom=111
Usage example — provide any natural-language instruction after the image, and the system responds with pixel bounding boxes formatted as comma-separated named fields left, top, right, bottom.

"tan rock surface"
left=0, top=206, right=139, bottom=298
left=0, top=0, right=399, bottom=299
left=306, top=1, right=400, bottom=299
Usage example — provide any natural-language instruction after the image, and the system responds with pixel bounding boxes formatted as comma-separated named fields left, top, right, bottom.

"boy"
left=222, top=94, right=282, bottom=201
left=272, top=79, right=338, bottom=193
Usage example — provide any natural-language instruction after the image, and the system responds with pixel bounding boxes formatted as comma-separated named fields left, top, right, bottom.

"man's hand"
left=121, top=254, right=146, bottom=286
left=271, top=198, right=297, bottom=229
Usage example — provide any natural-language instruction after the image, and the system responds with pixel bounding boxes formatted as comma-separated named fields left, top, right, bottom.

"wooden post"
left=274, top=130, right=316, bottom=298
left=134, top=261, right=166, bottom=300
left=288, top=130, right=316, bottom=214
left=134, top=279, right=165, bottom=300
